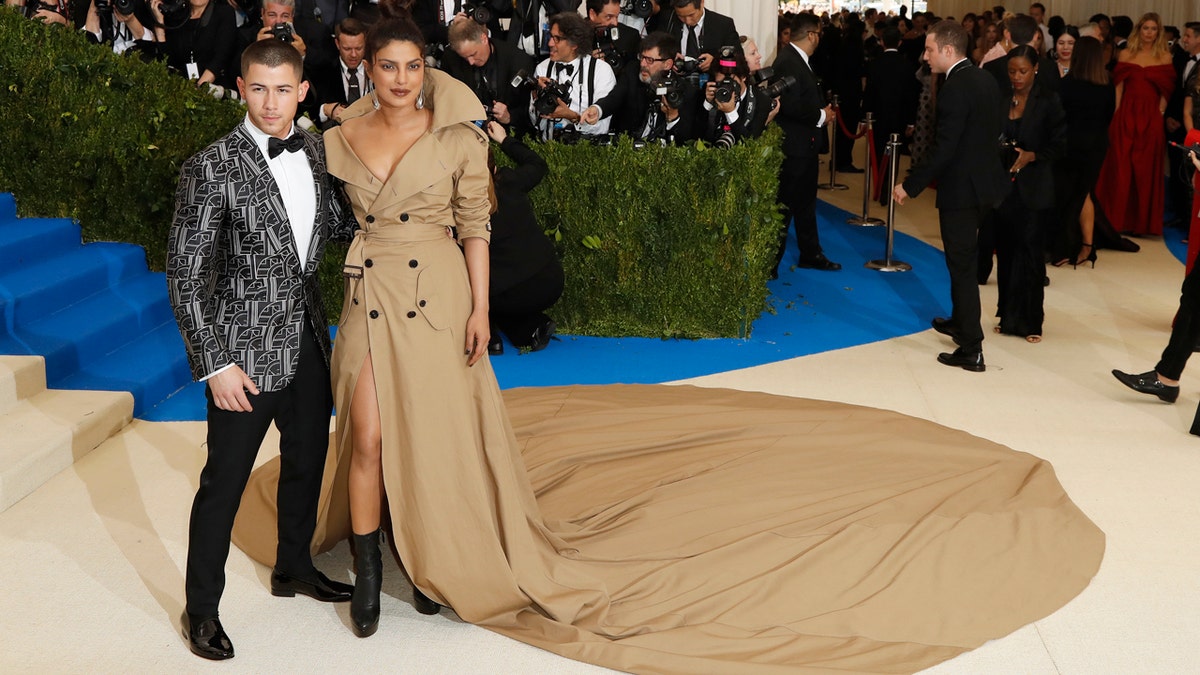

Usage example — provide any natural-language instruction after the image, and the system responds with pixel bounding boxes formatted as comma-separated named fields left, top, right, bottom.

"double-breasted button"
left=353, top=298, right=359, bottom=305
left=364, top=258, right=373, bottom=268
left=408, top=259, right=419, bottom=268
left=406, top=311, right=417, bottom=318
left=400, top=213, right=410, bottom=222
left=365, top=215, right=375, bottom=224
left=369, top=310, right=379, bottom=319
left=418, top=300, right=426, bottom=307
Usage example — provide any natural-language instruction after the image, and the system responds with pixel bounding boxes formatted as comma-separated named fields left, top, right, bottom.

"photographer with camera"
left=410, top=0, right=504, bottom=55
left=236, top=0, right=337, bottom=72
left=587, top=0, right=638, bottom=77
left=665, top=0, right=737, bottom=74
left=311, top=17, right=372, bottom=128
left=528, top=11, right=616, bottom=140
left=480, top=120, right=563, bottom=355
left=585, top=30, right=697, bottom=143
left=151, top=0, right=237, bottom=88
left=11, top=0, right=71, bottom=25
left=505, top=0, right=580, bottom=60
left=83, top=0, right=156, bottom=55
left=616, top=0, right=667, bottom=36
left=700, top=45, right=770, bottom=145
left=442, top=13, right=534, bottom=137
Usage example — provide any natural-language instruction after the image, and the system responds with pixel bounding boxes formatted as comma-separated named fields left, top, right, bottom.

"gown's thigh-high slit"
left=348, top=352, right=385, bottom=536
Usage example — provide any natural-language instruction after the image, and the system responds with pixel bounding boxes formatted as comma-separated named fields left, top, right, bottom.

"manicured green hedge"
left=0, top=9, right=243, bottom=270
left=0, top=9, right=782, bottom=338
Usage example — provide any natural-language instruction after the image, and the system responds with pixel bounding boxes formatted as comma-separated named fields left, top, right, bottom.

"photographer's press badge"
left=186, top=61, right=200, bottom=80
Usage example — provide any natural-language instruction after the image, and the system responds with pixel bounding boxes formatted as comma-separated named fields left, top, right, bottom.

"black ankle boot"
left=351, top=530, right=382, bottom=637
left=412, top=585, right=441, bottom=615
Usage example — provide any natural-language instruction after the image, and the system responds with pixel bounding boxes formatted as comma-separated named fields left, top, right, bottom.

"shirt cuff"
left=724, top=109, right=740, bottom=125
left=200, top=363, right=236, bottom=382
left=817, top=109, right=827, bottom=127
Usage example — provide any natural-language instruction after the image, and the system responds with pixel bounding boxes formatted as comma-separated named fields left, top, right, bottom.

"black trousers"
left=490, top=261, right=564, bottom=346
left=776, top=154, right=824, bottom=269
left=185, top=323, right=332, bottom=617
left=940, top=205, right=987, bottom=353
left=1156, top=266, right=1200, bottom=382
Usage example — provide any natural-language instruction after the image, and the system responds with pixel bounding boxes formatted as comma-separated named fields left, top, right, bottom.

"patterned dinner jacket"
left=167, top=124, right=357, bottom=392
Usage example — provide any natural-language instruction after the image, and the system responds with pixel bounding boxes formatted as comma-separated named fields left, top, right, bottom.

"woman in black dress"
left=1050, top=36, right=1119, bottom=267
left=994, top=45, right=1066, bottom=342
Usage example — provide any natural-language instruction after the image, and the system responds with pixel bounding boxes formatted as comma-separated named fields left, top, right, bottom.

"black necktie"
left=686, top=25, right=700, bottom=59
left=556, top=62, right=574, bottom=77
left=346, top=67, right=361, bottom=102
left=267, top=134, right=305, bottom=159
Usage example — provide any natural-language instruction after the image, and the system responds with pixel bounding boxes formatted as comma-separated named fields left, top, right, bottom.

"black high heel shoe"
left=1071, top=243, right=1097, bottom=269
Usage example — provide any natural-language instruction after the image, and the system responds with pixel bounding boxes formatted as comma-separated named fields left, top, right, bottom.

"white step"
left=0, top=355, right=46, bottom=415
left=0, top=384, right=132, bottom=512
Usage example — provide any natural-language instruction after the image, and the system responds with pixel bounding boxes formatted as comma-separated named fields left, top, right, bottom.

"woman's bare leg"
left=349, top=353, right=383, bottom=535
left=1076, top=194, right=1097, bottom=262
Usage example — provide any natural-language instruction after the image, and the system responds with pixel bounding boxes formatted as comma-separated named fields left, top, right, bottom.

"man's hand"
left=543, top=98, right=578, bottom=122
left=892, top=184, right=909, bottom=205
left=34, top=7, right=68, bottom=23
left=716, top=91, right=737, bottom=114
left=821, top=103, right=834, bottom=125
left=290, top=30, right=307, bottom=58
left=660, top=96, right=679, bottom=121
left=490, top=100, right=511, bottom=124
left=208, top=365, right=260, bottom=412
left=580, top=105, right=601, bottom=125
left=703, top=81, right=716, bottom=104
left=766, top=97, right=781, bottom=126
left=697, top=53, right=714, bottom=72
left=485, top=120, right=507, bottom=143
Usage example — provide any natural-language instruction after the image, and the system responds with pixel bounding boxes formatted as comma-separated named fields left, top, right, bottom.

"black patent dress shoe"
left=937, top=348, right=985, bottom=372
left=930, top=317, right=960, bottom=341
left=796, top=254, right=842, bottom=271
left=529, top=319, right=556, bottom=352
left=271, top=568, right=353, bottom=602
left=413, top=586, right=442, bottom=615
left=182, top=613, right=234, bottom=661
left=1111, top=369, right=1179, bottom=403
left=488, top=335, right=504, bottom=356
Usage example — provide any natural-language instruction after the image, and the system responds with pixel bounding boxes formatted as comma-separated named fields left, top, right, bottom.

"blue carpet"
left=1166, top=221, right=1189, bottom=265
left=142, top=200, right=951, bottom=421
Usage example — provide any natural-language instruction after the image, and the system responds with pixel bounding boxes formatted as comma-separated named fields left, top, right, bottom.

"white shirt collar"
left=243, top=115, right=296, bottom=158
left=791, top=42, right=811, bottom=65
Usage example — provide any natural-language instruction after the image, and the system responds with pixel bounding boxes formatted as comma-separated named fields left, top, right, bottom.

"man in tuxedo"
left=665, top=0, right=738, bottom=74
left=167, top=39, right=357, bottom=661
left=771, top=12, right=840, bottom=274
left=312, top=17, right=372, bottom=129
left=893, top=20, right=1009, bottom=373
left=443, top=14, right=534, bottom=137
left=1165, top=22, right=1200, bottom=226
left=587, top=0, right=640, bottom=77
left=586, top=31, right=697, bottom=142
left=864, top=26, right=918, bottom=191
left=983, top=13, right=1060, bottom=96
left=506, top=0, right=582, bottom=59
left=529, top=10, right=616, bottom=139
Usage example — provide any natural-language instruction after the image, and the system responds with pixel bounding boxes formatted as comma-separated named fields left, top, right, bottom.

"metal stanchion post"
left=819, top=94, right=848, bottom=191
left=846, top=112, right=884, bottom=226
left=866, top=133, right=912, bottom=272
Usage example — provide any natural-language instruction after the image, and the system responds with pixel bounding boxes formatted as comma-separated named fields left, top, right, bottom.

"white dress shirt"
left=531, top=54, right=617, bottom=138
left=318, top=59, right=372, bottom=123
left=679, top=12, right=706, bottom=58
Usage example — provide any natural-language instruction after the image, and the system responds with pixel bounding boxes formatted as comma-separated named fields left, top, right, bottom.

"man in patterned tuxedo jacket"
left=167, top=39, right=357, bottom=661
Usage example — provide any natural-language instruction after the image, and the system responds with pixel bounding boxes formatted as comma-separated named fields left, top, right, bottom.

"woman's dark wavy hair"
left=365, top=6, right=426, bottom=63
left=1069, top=36, right=1110, bottom=86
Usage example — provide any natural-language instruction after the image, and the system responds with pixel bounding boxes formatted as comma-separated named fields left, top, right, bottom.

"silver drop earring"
left=416, top=87, right=426, bottom=110
left=372, top=93, right=380, bottom=110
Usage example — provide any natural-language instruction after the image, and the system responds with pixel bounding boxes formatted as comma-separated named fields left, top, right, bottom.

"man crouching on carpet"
left=167, top=38, right=357, bottom=660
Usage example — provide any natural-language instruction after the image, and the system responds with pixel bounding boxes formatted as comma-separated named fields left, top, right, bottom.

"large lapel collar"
left=230, top=124, right=305, bottom=277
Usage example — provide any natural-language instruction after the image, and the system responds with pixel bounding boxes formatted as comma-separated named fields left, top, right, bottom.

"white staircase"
left=0, top=355, right=132, bottom=512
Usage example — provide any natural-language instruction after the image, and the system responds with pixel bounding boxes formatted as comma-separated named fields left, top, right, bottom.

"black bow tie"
left=267, top=134, right=305, bottom=159
left=555, top=63, right=575, bottom=77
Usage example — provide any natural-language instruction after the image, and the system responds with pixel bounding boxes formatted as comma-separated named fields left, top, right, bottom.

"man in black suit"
left=664, top=0, right=738, bottom=74
left=894, top=20, right=1009, bottom=372
left=1165, top=22, right=1200, bottom=226
left=587, top=0, right=640, bottom=77
left=700, top=46, right=771, bottom=143
left=587, top=31, right=699, bottom=143
left=238, top=0, right=337, bottom=73
left=770, top=12, right=839, bottom=273
left=864, top=26, right=918, bottom=191
left=410, top=0, right=506, bottom=52
left=442, top=15, right=534, bottom=137
left=983, top=13, right=1060, bottom=96
left=167, top=40, right=357, bottom=661
left=311, top=17, right=372, bottom=129
left=505, top=0, right=582, bottom=59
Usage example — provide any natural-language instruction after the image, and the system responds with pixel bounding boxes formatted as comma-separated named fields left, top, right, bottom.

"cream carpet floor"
left=2, top=157, right=1198, bottom=674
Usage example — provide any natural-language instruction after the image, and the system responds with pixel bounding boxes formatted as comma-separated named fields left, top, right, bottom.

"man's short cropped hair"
left=927, top=19, right=969, bottom=57
left=640, top=31, right=677, bottom=60
left=449, top=14, right=487, bottom=47
left=791, top=12, right=820, bottom=40
left=241, top=37, right=304, bottom=78
left=1006, top=14, right=1039, bottom=45
left=672, top=0, right=701, bottom=9
left=335, top=17, right=367, bottom=39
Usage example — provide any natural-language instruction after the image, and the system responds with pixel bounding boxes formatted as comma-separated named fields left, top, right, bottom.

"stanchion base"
left=819, top=183, right=850, bottom=191
left=865, top=259, right=912, bottom=272
left=846, top=216, right=885, bottom=226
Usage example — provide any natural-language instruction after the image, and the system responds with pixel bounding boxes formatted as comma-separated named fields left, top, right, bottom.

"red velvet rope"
left=832, top=106, right=869, bottom=140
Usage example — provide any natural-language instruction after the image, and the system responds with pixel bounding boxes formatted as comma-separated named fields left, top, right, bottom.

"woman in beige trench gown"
left=232, top=13, right=1107, bottom=675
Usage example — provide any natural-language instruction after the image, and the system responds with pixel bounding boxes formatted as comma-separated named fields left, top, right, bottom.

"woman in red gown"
left=1094, top=12, right=1175, bottom=236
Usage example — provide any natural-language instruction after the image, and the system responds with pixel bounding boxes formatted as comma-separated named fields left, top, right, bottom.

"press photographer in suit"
left=770, top=12, right=839, bottom=273
left=587, top=0, right=640, bottom=76
left=529, top=11, right=617, bottom=139
left=312, top=17, right=373, bottom=128
left=893, top=20, right=1010, bottom=373
left=442, top=13, right=534, bottom=137
left=167, top=39, right=357, bottom=660
left=506, top=0, right=582, bottom=59
left=664, top=0, right=737, bottom=73
left=700, top=46, right=771, bottom=144
left=585, top=31, right=699, bottom=143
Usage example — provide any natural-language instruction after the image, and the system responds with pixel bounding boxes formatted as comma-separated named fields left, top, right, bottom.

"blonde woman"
left=1093, top=12, right=1175, bottom=236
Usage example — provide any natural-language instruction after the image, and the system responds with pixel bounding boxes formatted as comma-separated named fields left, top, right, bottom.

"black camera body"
left=656, top=71, right=688, bottom=110
left=621, top=0, right=653, bottom=19
left=463, top=1, right=491, bottom=25
left=159, top=0, right=189, bottom=28
left=594, top=27, right=624, bottom=69
left=713, top=78, right=739, bottom=105
left=513, top=70, right=572, bottom=117
left=112, top=0, right=138, bottom=15
left=271, top=22, right=295, bottom=43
